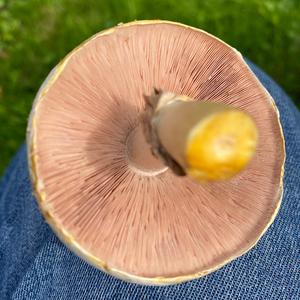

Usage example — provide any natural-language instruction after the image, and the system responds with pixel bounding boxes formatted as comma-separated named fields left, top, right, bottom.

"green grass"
left=0, top=0, right=299, bottom=174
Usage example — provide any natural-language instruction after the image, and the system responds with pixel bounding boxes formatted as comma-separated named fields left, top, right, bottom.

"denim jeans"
left=0, top=61, right=299, bottom=299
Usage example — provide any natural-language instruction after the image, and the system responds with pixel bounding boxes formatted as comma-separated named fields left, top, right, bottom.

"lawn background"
left=0, top=0, right=299, bottom=174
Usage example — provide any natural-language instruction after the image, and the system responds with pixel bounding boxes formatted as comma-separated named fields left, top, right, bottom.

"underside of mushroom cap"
left=27, top=20, right=285, bottom=285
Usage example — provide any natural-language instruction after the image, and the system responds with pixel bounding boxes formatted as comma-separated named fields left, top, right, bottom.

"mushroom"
left=27, top=21, right=285, bottom=285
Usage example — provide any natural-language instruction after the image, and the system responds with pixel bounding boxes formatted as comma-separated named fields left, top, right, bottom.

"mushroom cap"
left=27, top=21, right=285, bottom=285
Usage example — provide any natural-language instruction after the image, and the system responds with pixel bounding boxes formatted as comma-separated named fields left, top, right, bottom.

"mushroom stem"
left=143, top=89, right=258, bottom=181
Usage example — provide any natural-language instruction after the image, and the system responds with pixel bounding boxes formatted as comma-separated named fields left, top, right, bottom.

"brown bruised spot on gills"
left=28, top=21, right=285, bottom=283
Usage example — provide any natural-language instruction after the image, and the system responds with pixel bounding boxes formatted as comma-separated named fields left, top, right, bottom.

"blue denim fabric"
left=0, top=61, right=299, bottom=300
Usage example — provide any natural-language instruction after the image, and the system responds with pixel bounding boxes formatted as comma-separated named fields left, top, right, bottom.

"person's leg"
left=1, top=61, right=299, bottom=300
